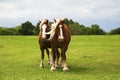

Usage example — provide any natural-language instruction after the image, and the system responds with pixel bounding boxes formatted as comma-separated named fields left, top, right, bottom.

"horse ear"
left=54, top=18, right=56, bottom=22
left=46, top=19, right=49, bottom=23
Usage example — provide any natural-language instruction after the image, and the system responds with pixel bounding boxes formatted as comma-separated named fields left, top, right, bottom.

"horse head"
left=53, top=18, right=66, bottom=42
left=39, top=19, right=50, bottom=39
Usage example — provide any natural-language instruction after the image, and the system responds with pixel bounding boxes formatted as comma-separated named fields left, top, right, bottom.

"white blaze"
left=42, top=24, right=47, bottom=39
left=59, top=25, right=64, bottom=39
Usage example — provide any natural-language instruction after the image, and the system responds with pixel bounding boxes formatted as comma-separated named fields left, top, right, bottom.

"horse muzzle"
left=58, top=37, right=64, bottom=42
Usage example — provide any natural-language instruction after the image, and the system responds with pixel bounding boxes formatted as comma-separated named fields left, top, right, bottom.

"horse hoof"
left=60, top=64, right=63, bottom=68
left=50, top=67, right=56, bottom=71
left=55, top=63, right=59, bottom=68
left=60, top=63, right=64, bottom=67
left=40, top=65, right=44, bottom=68
left=63, top=67, right=69, bottom=71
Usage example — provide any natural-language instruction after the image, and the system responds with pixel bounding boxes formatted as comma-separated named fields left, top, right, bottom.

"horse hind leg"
left=40, top=49, right=44, bottom=68
left=61, top=50, right=69, bottom=71
left=46, top=48, right=50, bottom=65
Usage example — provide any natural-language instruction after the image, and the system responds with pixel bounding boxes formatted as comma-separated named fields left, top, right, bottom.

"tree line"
left=0, top=18, right=120, bottom=35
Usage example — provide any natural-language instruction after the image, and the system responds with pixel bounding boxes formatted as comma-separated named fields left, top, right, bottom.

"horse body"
left=48, top=19, right=71, bottom=71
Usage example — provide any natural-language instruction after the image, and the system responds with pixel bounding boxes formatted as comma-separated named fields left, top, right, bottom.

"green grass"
left=0, top=35, right=120, bottom=80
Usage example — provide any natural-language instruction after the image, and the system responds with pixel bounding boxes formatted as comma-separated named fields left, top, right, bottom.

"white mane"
left=45, top=23, right=57, bottom=40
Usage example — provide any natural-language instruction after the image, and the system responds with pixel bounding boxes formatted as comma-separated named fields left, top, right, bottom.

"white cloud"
left=0, top=0, right=120, bottom=31
left=0, top=0, right=120, bottom=19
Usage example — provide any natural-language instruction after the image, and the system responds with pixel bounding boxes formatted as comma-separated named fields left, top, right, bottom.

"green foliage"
left=0, top=27, right=17, bottom=35
left=18, top=21, right=35, bottom=35
left=90, top=24, right=106, bottom=35
left=0, top=36, right=120, bottom=80
left=14, top=25, right=22, bottom=35
left=109, top=27, right=120, bottom=35
left=35, top=21, right=41, bottom=35
left=64, top=19, right=106, bottom=35
left=68, top=23, right=81, bottom=35
left=0, top=19, right=119, bottom=35
left=84, top=27, right=93, bottom=35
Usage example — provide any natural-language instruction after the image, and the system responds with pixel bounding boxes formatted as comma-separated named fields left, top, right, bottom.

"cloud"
left=0, top=0, right=120, bottom=19
left=0, top=0, right=120, bottom=31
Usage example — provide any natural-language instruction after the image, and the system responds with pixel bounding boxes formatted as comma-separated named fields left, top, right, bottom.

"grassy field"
left=0, top=35, right=120, bottom=80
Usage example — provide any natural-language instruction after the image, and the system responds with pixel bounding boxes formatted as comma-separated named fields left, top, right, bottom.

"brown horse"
left=38, top=19, right=51, bottom=68
left=47, top=18, right=71, bottom=71
left=38, top=19, right=60, bottom=68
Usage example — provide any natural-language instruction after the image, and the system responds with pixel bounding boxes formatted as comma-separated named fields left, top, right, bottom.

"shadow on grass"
left=68, top=65, right=89, bottom=74
left=66, top=62, right=120, bottom=75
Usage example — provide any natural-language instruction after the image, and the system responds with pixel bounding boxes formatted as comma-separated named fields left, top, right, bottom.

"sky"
left=0, top=0, right=120, bottom=31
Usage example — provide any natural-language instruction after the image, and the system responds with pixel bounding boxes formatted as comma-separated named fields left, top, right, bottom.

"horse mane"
left=45, top=23, right=57, bottom=40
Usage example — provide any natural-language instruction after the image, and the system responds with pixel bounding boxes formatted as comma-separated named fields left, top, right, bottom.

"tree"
left=79, top=24, right=86, bottom=35
left=35, top=21, right=41, bottom=35
left=64, top=18, right=82, bottom=35
left=84, top=27, right=92, bottom=35
left=109, top=27, right=120, bottom=35
left=64, top=19, right=106, bottom=35
left=69, top=23, right=81, bottom=35
left=0, top=27, right=17, bottom=35
left=18, top=21, right=35, bottom=35
left=90, top=24, right=106, bottom=35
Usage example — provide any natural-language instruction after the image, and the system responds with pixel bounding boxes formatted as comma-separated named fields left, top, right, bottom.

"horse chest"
left=52, top=41, right=64, bottom=48
left=41, top=40, right=51, bottom=48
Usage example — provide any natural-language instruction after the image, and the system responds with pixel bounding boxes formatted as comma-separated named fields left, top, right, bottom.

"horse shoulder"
left=63, top=24, right=71, bottom=43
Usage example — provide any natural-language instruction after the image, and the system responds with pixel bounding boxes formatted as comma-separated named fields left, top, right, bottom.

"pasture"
left=0, top=35, right=120, bottom=80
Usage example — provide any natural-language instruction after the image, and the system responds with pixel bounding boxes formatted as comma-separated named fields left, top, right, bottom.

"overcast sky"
left=0, top=0, right=120, bottom=31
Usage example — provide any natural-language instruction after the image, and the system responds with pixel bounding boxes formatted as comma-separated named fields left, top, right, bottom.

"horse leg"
left=50, top=50, right=56, bottom=71
left=49, top=50, right=53, bottom=65
left=46, top=48, right=50, bottom=65
left=60, top=48, right=64, bottom=67
left=40, top=49, right=44, bottom=68
left=55, top=49, right=60, bottom=68
left=61, top=49, right=69, bottom=71
left=60, top=55, right=63, bottom=67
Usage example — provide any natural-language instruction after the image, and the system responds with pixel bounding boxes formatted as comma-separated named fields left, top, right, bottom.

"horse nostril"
left=58, top=38, right=64, bottom=42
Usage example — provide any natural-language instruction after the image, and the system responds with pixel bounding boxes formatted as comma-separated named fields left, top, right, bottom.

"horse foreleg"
left=50, top=51, right=56, bottom=71
left=49, top=51, right=53, bottom=65
left=46, top=48, right=50, bottom=65
left=60, top=56, right=63, bottom=67
left=40, top=49, right=44, bottom=68
left=61, top=49, right=69, bottom=71
left=55, top=49, right=60, bottom=68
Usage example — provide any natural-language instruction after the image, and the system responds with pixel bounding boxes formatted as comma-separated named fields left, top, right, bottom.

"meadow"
left=0, top=35, right=120, bottom=80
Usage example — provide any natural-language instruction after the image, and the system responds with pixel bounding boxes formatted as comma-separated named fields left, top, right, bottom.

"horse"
left=38, top=19, right=51, bottom=68
left=38, top=19, right=60, bottom=68
left=46, top=18, right=71, bottom=71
